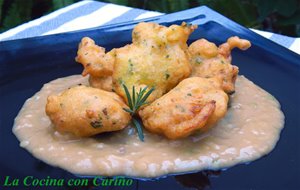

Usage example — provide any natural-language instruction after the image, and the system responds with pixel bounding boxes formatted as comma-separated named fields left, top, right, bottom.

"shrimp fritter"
left=76, top=37, right=114, bottom=91
left=76, top=23, right=197, bottom=98
left=89, top=76, right=113, bottom=92
left=139, top=77, right=228, bottom=139
left=45, top=86, right=131, bottom=137
left=189, top=36, right=251, bottom=94
left=112, top=22, right=197, bottom=103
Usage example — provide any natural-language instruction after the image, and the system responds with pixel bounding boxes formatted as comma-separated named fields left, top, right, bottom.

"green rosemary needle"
left=122, top=84, right=155, bottom=141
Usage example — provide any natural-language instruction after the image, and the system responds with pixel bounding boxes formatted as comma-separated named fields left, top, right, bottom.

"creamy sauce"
left=13, top=75, right=284, bottom=178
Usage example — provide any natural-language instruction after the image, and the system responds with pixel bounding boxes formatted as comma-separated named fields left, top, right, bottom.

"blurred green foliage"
left=0, top=0, right=299, bottom=36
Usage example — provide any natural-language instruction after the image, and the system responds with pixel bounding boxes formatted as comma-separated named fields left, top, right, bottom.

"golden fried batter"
left=45, top=86, right=131, bottom=137
left=89, top=76, right=113, bottom=92
left=189, top=36, right=251, bottom=94
left=139, top=77, right=228, bottom=139
left=76, top=37, right=114, bottom=77
left=112, top=22, right=197, bottom=103
left=76, top=37, right=114, bottom=91
left=76, top=23, right=197, bottom=97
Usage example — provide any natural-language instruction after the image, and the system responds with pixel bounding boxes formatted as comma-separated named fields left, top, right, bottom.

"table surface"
left=0, top=0, right=299, bottom=55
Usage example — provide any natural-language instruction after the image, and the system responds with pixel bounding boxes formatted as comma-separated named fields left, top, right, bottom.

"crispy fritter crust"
left=111, top=22, right=197, bottom=103
left=189, top=36, right=251, bottom=94
left=45, top=86, right=131, bottom=137
left=76, top=37, right=114, bottom=77
left=89, top=75, right=113, bottom=92
left=139, top=77, right=228, bottom=139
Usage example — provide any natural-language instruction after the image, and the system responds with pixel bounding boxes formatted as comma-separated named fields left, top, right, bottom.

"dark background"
left=0, top=0, right=300, bottom=37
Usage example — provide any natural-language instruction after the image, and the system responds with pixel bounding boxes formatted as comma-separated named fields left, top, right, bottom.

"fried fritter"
left=76, top=37, right=114, bottom=91
left=112, top=22, right=197, bottom=103
left=45, top=86, right=131, bottom=137
left=76, top=22, right=197, bottom=98
left=76, top=37, right=114, bottom=77
left=89, top=76, right=113, bottom=92
left=139, top=77, right=228, bottom=139
left=189, top=36, right=251, bottom=94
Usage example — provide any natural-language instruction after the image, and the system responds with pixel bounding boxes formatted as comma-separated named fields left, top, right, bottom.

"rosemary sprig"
left=122, top=84, right=155, bottom=142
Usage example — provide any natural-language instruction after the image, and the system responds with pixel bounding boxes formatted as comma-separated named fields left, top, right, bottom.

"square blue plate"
left=0, top=6, right=299, bottom=190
